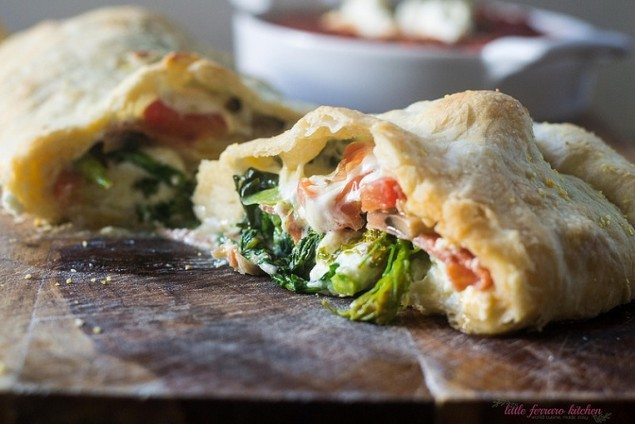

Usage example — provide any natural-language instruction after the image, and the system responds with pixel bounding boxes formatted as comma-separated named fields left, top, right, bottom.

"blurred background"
left=1, top=0, right=633, bottom=140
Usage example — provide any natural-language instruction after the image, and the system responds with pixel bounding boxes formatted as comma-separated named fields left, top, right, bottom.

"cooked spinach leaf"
left=110, top=142, right=199, bottom=228
left=234, top=168, right=326, bottom=293
left=108, top=146, right=187, bottom=187
left=234, top=168, right=279, bottom=227
left=72, top=138, right=199, bottom=228
left=135, top=182, right=199, bottom=229
left=133, top=177, right=160, bottom=197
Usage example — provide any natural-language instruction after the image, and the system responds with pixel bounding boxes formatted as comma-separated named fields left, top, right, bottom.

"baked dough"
left=195, top=90, right=635, bottom=334
left=533, top=123, right=635, bottom=225
left=0, top=6, right=300, bottom=226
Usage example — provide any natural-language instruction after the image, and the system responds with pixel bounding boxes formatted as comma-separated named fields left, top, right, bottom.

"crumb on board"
left=24, top=274, right=32, bottom=280
left=70, top=268, right=77, bottom=273
left=54, top=282, right=60, bottom=287
left=74, top=318, right=84, bottom=328
left=65, top=278, right=72, bottom=285
left=82, top=240, right=88, bottom=248
left=90, top=278, right=97, bottom=283
left=185, top=265, right=192, bottom=270
left=92, top=326, right=102, bottom=335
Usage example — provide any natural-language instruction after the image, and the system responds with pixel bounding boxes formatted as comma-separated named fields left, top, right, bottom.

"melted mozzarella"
left=68, top=146, right=186, bottom=226
left=298, top=152, right=383, bottom=233
left=395, top=0, right=473, bottom=44
left=329, top=0, right=397, bottom=39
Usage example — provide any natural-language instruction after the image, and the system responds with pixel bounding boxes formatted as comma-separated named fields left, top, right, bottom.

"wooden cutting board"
left=0, top=122, right=633, bottom=423
left=0, top=214, right=633, bottom=423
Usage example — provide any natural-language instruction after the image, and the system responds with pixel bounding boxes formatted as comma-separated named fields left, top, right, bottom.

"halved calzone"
left=0, top=7, right=300, bottom=228
left=194, top=90, right=634, bottom=334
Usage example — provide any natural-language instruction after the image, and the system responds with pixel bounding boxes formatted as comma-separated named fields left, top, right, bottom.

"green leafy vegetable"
left=232, top=169, right=428, bottom=325
left=133, top=177, right=160, bottom=197
left=135, top=182, right=199, bottom=229
left=321, top=230, right=394, bottom=297
left=71, top=138, right=199, bottom=228
left=118, top=149, right=198, bottom=228
left=325, top=239, right=419, bottom=325
left=234, top=168, right=280, bottom=227
left=108, top=146, right=187, bottom=187
left=242, top=187, right=281, bottom=206
left=234, top=168, right=327, bottom=293
left=74, top=155, right=113, bottom=190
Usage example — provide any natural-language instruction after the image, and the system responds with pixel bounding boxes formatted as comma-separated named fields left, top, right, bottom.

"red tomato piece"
left=143, top=100, right=227, bottom=142
left=413, top=233, right=493, bottom=292
left=360, top=177, right=405, bottom=212
left=297, top=178, right=318, bottom=206
left=334, top=142, right=373, bottom=180
left=53, top=170, right=81, bottom=205
left=446, top=261, right=481, bottom=291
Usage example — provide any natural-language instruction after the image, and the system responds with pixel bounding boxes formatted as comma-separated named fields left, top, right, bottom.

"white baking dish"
left=232, top=1, right=631, bottom=120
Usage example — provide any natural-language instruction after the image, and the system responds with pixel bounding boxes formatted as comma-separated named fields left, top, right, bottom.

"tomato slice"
left=413, top=233, right=493, bottom=291
left=446, top=262, right=480, bottom=291
left=360, top=177, right=405, bottom=213
left=334, top=142, right=373, bottom=180
left=297, top=178, right=318, bottom=206
left=53, top=170, right=81, bottom=205
left=143, top=100, right=227, bottom=142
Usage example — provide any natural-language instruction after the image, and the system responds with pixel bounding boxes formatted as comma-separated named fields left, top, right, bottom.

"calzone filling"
left=53, top=95, right=285, bottom=228
left=224, top=140, right=493, bottom=324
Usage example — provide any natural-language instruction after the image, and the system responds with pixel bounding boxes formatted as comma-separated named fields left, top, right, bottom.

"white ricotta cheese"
left=395, top=0, right=473, bottom=44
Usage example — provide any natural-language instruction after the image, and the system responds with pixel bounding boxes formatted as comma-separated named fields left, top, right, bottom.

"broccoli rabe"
left=325, top=239, right=426, bottom=325
left=316, top=230, right=394, bottom=297
left=233, top=168, right=428, bottom=325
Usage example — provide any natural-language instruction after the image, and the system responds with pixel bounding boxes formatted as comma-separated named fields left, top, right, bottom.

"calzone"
left=0, top=7, right=299, bottom=228
left=194, top=90, right=635, bottom=334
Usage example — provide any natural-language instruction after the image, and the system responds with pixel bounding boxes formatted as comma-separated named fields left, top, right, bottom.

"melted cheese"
left=395, top=0, right=473, bottom=44
left=329, top=0, right=474, bottom=44
left=328, top=0, right=397, bottom=39
left=67, top=146, right=187, bottom=227
left=297, top=152, right=384, bottom=233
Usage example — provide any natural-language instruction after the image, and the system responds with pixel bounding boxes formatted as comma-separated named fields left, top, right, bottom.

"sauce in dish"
left=268, top=3, right=542, bottom=51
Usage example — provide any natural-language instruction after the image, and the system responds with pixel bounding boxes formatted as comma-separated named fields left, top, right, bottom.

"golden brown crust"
left=196, top=91, right=635, bottom=334
left=533, top=122, right=635, bottom=225
left=0, top=6, right=300, bottom=223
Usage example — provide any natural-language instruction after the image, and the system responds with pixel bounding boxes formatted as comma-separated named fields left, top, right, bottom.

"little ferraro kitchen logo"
left=491, top=401, right=612, bottom=422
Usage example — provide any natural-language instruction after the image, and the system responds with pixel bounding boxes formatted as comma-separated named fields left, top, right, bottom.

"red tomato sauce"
left=268, top=5, right=542, bottom=52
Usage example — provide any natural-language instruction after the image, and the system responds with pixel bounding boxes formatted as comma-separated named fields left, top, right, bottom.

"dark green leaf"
left=74, top=155, right=113, bottom=189
left=133, top=177, right=160, bottom=197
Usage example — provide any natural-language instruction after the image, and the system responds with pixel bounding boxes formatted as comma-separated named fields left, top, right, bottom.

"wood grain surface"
left=0, top=122, right=633, bottom=423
